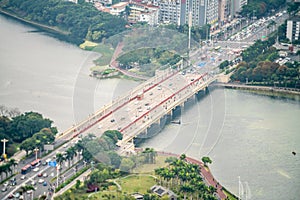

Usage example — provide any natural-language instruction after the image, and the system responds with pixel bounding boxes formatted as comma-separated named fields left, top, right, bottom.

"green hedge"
left=55, top=166, right=89, bottom=193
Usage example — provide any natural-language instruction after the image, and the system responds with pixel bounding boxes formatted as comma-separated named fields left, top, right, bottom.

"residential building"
left=86, top=0, right=112, bottom=6
left=158, top=0, right=184, bottom=25
left=128, top=2, right=159, bottom=26
left=286, top=16, right=300, bottom=42
left=185, top=0, right=218, bottom=27
left=110, top=2, right=129, bottom=16
left=230, top=0, right=247, bottom=18
left=218, top=0, right=225, bottom=25
left=206, top=0, right=219, bottom=27
left=224, top=0, right=231, bottom=21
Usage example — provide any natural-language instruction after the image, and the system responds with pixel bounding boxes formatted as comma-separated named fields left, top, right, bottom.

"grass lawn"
left=93, top=44, right=115, bottom=67
left=90, top=65, right=109, bottom=72
left=79, top=41, right=115, bottom=70
left=117, top=175, right=156, bottom=194
left=79, top=40, right=98, bottom=49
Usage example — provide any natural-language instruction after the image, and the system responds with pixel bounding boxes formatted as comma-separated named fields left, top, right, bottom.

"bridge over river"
left=57, top=66, right=223, bottom=154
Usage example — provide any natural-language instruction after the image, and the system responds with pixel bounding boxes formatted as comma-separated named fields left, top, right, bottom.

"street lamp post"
left=56, top=165, right=60, bottom=188
left=33, top=148, right=39, bottom=160
left=1, top=138, right=8, bottom=160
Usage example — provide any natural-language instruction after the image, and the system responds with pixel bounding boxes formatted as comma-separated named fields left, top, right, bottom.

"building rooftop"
left=112, top=2, right=129, bottom=8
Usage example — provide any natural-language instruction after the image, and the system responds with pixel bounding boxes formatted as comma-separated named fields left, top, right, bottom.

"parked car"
left=1, top=187, right=7, bottom=192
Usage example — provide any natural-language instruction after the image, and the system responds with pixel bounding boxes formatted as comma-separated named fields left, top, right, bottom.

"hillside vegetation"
left=0, top=0, right=127, bottom=44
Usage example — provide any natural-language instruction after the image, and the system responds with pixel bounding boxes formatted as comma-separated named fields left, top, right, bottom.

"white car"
left=38, top=179, right=44, bottom=184
left=30, top=181, right=36, bottom=186
left=43, top=173, right=48, bottom=178
left=33, top=167, right=39, bottom=172
left=20, top=175, right=26, bottom=180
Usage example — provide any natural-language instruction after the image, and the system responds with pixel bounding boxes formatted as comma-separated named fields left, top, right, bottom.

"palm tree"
left=69, top=146, right=77, bottom=164
left=180, top=183, right=193, bottom=200
left=3, top=164, right=11, bottom=179
left=56, top=153, right=65, bottom=167
left=179, top=154, right=186, bottom=161
left=74, top=140, right=84, bottom=160
left=0, top=164, right=5, bottom=181
left=143, top=148, right=157, bottom=164
left=66, top=147, right=75, bottom=167
left=8, top=159, right=18, bottom=174
left=20, top=185, right=35, bottom=200
left=154, top=168, right=164, bottom=185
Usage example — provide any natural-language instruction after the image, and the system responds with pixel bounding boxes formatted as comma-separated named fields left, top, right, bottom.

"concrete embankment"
left=215, top=83, right=300, bottom=98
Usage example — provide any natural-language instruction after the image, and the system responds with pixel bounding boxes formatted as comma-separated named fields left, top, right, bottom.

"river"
left=0, top=14, right=299, bottom=200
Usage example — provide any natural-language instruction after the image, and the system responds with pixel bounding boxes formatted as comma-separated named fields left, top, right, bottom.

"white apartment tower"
left=286, top=17, right=300, bottom=42
left=185, top=0, right=218, bottom=27
left=158, top=0, right=183, bottom=25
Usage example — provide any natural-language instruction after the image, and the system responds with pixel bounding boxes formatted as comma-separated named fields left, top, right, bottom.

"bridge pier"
left=172, top=105, right=182, bottom=120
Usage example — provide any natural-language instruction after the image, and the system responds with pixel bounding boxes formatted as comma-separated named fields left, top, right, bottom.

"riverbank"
left=215, top=83, right=300, bottom=100
left=0, top=9, right=69, bottom=35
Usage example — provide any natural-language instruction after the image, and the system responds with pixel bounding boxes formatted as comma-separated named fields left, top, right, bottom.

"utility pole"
left=188, top=11, right=192, bottom=51
left=188, top=11, right=192, bottom=67
left=1, top=138, right=8, bottom=160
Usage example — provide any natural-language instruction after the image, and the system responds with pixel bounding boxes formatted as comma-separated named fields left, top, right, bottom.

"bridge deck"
left=58, top=68, right=216, bottom=152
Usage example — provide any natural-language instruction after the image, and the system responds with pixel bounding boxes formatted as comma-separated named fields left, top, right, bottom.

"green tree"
left=119, top=157, right=135, bottom=172
left=75, top=180, right=81, bottom=189
left=9, top=111, right=53, bottom=143
left=179, top=154, right=186, bottom=161
left=202, top=156, right=212, bottom=166
left=56, top=153, right=65, bottom=166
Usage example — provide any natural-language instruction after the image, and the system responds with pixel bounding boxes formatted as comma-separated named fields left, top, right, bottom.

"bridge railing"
left=56, top=68, right=180, bottom=140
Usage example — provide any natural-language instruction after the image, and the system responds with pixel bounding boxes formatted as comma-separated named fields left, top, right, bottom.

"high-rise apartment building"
left=158, top=0, right=184, bottom=25
left=230, top=0, right=247, bottom=18
left=184, top=0, right=218, bottom=27
left=286, top=17, right=300, bottom=42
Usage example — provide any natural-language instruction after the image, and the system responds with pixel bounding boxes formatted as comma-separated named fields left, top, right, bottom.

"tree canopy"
left=0, top=110, right=57, bottom=157
left=0, top=0, right=127, bottom=44
left=239, top=0, right=286, bottom=19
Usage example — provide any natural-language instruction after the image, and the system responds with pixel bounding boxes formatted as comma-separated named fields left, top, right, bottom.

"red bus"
left=31, top=159, right=41, bottom=167
left=21, top=164, right=31, bottom=174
